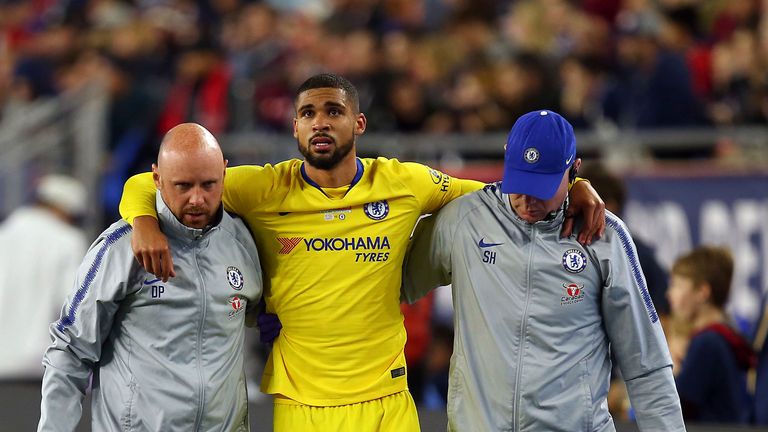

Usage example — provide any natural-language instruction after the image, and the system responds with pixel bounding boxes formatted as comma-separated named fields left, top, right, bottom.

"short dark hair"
left=295, top=73, right=360, bottom=112
left=671, top=246, right=734, bottom=309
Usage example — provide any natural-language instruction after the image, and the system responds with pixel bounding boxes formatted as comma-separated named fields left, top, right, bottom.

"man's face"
left=509, top=170, right=570, bottom=223
left=293, top=87, right=366, bottom=170
left=153, top=150, right=226, bottom=229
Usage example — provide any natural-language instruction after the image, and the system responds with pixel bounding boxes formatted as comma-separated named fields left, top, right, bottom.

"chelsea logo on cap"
left=227, top=266, right=244, bottom=290
left=523, top=147, right=540, bottom=164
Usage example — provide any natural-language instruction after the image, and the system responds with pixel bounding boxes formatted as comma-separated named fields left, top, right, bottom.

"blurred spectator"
left=602, top=9, right=707, bottom=128
left=557, top=55, right=605, bottom=128
left=385, top=75, right=433, bottom=132
left=754, top=296, right=768, bottom=425
left=709, top=27, right=766, bottom=126
left=658, top=5, right=712, bottom=101
left=668, top=246, right=756, bottom=424
left=578, top=162, right=669, bottom=314
left=157, top=39, right=231, bottom=135
left=400, top=292, right=434, bottom=405
left=492, top=53, right=559, bottom=129
left=1, top=0, right=767, bottom=137
left=422, top=322, right=453, bottom=410
left=0, top=174, right=88, bottom=379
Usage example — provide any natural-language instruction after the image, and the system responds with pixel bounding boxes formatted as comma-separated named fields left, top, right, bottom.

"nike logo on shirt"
left=478, top=238, right=504, bottom=248
left=143, top=278, right=161, bottom=285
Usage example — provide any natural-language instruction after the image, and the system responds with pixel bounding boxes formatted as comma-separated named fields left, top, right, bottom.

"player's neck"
left=303, top=154, right=359, bottom=188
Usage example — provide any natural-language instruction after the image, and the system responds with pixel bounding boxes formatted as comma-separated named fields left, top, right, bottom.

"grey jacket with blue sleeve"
left=38, top=192, right=263, bottom=432
left=403, top=183, right=685, bottom=432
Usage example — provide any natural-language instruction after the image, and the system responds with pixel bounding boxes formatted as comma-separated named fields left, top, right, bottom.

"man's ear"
left=355, top=112, right=367, bottom=136
left=152, top=163, right=161, bottom=188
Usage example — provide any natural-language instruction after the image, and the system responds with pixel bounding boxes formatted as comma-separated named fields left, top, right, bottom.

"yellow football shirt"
left=120, top=157, right=484, bottom=406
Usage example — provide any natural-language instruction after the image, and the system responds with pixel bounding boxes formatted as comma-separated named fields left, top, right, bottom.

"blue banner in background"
left=623, top=174, right=768, bottom=334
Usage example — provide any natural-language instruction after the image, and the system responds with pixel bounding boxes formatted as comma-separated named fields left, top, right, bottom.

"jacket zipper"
left=192, top=242, right=208, bottom=431
left=512, top=226, right=537, bottom=431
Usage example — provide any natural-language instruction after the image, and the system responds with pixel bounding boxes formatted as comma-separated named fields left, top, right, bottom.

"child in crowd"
left=667, top=245, right=756, bottom=424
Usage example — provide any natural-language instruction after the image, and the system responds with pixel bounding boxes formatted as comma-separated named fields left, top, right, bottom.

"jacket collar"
left=156, top=191, right=223, bottom=243
left=491, top=182, right=567, bottom=232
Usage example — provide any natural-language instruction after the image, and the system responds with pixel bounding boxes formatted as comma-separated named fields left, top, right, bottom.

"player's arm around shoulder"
left=586, top=211, right=685, bottom=431
left=390, top=159, right=484, bottom=214
left=402, top=197, right=467, bottom=303
left=39, top=222, right=142, bottom=432
left=120, top=172, right=158, bottom=223
left=221, top=163, right=278, bottom=215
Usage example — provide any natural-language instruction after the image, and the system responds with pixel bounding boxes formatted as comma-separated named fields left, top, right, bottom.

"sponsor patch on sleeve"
left=390, top=367, right=406, bottom=379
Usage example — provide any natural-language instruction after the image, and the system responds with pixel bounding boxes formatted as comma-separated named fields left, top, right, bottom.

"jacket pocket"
left=526, top=357, right=592, bottom=431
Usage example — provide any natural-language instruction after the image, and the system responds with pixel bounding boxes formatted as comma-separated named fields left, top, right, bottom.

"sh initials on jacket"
left=478, top=238, right=503, bottom=265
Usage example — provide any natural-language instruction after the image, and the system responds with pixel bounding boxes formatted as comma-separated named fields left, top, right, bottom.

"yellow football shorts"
left=273, top=390, right=420, bottom=432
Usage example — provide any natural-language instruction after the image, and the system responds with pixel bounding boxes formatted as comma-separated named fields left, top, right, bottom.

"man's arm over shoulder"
left=39, top=223, right=141, bottom=432
left=590, top=211, right=685, bottom=431
left=221, top=164, right=276, bottom=216
left=120, top=172, right=158, bottom=223
left=389, top=159, right=484, bottom=214
left=402, top=198, right=466, bottom=303
left=120, top=165, right=273, bottom=224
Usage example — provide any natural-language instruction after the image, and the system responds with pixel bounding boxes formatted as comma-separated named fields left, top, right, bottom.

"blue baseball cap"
left=501, top=110, right=576, bottom=200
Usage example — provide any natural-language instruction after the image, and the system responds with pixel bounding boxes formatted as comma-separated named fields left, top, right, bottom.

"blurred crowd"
left=2, top=0, right=768, bottom=147
left=2, top=0, right=768, bottom=425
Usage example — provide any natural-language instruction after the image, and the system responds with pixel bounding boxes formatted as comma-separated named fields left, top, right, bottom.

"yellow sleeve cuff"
left=569, top=176, right=589, bottom=191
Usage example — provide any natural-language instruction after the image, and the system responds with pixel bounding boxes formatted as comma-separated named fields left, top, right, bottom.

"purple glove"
left=257, top=311, right=282, bottom=344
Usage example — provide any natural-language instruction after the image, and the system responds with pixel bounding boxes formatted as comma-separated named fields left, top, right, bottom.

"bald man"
left=38, top=124, right=264, bottom=432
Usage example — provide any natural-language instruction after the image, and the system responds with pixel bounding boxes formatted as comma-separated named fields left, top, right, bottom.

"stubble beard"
left=298, top=133, right=355, bottom=171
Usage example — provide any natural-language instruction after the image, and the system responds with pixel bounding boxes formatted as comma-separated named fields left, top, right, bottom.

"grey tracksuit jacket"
left=404, top=183, right=685, bottom=432
left=39, top=193, right=263, bottom=432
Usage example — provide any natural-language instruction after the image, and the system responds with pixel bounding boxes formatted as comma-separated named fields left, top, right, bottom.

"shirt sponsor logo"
left=277, top=237, right=303, bottom=254
left=364, top=201, right=389, bottom=220
left=439, top=174, right=451, bottom=193
left=304, top=236, right=391, bottom=251
left=143, top=278, right=161, bottom=285
left=561, top=283, right=585, bottom=305
left=228, top=296, right=245, bottom=320
left=562, top=248, right=587, bottom=273
left=429, top=168, right=443, bottom=184
left=276, top=236, right=392, bottom=259
left=391, top=367, right=406, bottom=379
